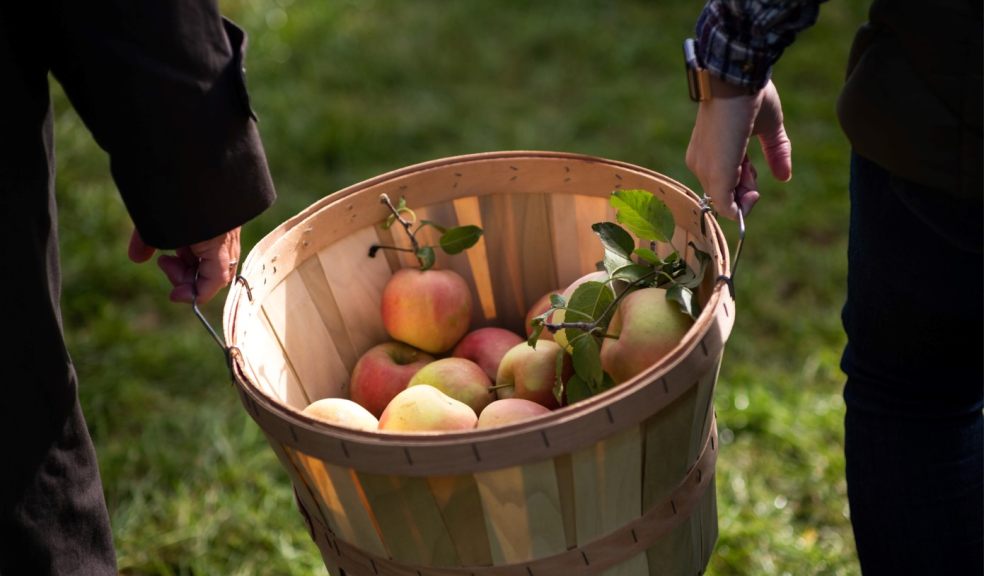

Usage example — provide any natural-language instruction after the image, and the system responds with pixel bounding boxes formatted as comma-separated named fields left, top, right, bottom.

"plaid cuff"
left=695, top=0, right=824, bottom=91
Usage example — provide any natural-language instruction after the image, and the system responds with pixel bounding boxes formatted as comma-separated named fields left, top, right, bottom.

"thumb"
left=128, top=228, right=156, bottom=263
left=757, top=122, right=792, bottom=183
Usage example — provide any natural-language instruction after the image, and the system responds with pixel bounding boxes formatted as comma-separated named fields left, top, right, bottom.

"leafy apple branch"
left=369, top=193, right=483, bottom=270
left=525, top=189, right=711, bottom=405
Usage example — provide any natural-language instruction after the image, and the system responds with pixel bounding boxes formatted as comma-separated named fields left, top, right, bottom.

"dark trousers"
left=841, top=153, right=983, bottom=575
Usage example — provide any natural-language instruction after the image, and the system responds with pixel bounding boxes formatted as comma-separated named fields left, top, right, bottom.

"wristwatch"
left=684, top=38, right=711, bottom=102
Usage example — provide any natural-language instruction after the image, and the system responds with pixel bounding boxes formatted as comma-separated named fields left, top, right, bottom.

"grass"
left=54, top=1, right=868, bottom=573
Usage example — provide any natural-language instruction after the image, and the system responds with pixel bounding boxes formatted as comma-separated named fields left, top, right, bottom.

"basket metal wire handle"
left=700, top=193, right=746, bottom=299
left=191, top=258, right=249, bottom=377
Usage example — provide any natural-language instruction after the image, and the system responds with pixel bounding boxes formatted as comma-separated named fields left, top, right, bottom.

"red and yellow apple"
left=600, top=287, right=693, bottom=384
left=452, top=326, right=524, bottom=381
left=407, top=357, right=493, bottom=415
left=378, top=385, right=478, bottom=432
left=381, top=268, right=473, bottom=354
left=302, top=397, right=379, bottom=431
left=477, top=398, right=552, bottom=429
left=348, top=341, right=434, bottom=418
left=495, top=340, right=572, bottom=409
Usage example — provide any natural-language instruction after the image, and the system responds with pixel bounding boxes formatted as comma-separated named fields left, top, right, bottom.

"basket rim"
left=223, top=150, right=734, bottom=475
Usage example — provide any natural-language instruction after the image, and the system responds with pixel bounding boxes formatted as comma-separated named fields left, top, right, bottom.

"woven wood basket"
left=222, top=151, right=735, bottom=575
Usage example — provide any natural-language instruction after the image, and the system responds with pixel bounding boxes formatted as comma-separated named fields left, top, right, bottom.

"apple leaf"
left=570, top=334, right=603, bottom=385
left=611, top=263, right=653, bottom=285
left=611, top=189, right=675, bottom=243
left=417, top=219, right=448, bottom=234
left=633, top=247, right=662, bottom=265
left=383, top=197, right=412, bottom=229
left=549, top=293, right=566, bottom=308
left=553, top=350, right=567, bottom=404
left=564, top=374, right=593, bottom=405
left=416, top=246, right=436, bottom=271
left=667, top=284, right=700, bottom=319
left=591, top=222, right=635, bottom=277
left=440, top=225, right=483, bottom=255
left=561, top=281, right=615, bottom=344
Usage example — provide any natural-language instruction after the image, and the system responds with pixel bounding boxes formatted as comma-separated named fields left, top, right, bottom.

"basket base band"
left=300, top=416, right=718, bottom=576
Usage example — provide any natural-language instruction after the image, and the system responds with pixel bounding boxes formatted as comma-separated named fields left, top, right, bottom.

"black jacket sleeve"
left=49, top=1, right=276, bottom=249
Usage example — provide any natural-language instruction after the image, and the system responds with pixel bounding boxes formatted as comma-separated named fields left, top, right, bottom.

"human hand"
left=685, top=78, right=792, bottom=220
left=128, top=228, right=241, bottom=304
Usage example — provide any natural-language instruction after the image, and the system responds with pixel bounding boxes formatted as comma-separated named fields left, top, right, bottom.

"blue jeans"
left=841, top=153, right=983, bottom=575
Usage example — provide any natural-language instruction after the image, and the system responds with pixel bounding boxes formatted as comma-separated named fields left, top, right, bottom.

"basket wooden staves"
left=222, top=151, right=735, bottom=575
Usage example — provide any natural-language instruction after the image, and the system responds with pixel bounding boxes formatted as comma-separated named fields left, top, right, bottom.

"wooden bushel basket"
left=222, top=151, right=735, bottom=575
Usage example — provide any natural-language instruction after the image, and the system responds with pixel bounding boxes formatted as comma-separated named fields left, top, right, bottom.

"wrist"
left=707, top=74, right=759, bottom=99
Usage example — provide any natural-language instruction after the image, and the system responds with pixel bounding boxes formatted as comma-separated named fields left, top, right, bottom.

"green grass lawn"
left=56, top=1, right=868, bottom=573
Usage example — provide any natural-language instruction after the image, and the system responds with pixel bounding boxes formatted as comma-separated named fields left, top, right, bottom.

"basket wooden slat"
left=223, top=151, right=734, bottom=575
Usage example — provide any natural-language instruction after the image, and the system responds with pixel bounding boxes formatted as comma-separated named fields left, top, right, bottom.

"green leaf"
left=611, top=263, right=654, bottom=285
left=527, top=322, right=544, bottom=347
left=591, top=222, right=635, bottom=280
left=417, top=219, right=448, bottom=234
left=666, top=284, right=699, bottom=319
left=591, top=222, right=635, bottom=259
left=549, top=293, right=566, bottom=308
left=570, top=334, right=603, bottom=385
left=416, top=246, right=436, bottom=270
left=553, top=350, right=566, bottom=404
left=439, top=225, right=483, bottom=254
left=384, top=197, right=411, bottom=229
left=611, top=189, right=675, bottom=242
left=633, top=247, right=662, bottom=265
left=564, top=374, right=593, bottom=405
left=560, top=281, right=615, bottom=343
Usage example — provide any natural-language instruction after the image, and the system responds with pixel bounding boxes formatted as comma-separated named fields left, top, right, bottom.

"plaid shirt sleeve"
left=695, top=0, right=826, bottom=90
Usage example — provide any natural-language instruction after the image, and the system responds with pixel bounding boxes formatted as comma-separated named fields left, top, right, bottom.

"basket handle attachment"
left=700, top=194, right=746, bottom=300
left=190, top=259, right=250, bottom=380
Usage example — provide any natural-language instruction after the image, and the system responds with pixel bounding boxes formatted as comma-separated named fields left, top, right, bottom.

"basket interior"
left=229, top=158, right=722, bottom=412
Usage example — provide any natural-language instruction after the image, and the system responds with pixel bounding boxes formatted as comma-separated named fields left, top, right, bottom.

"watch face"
left=684, top=38, right=704, bottom=102
left=684, top=38, right=700, bottom=69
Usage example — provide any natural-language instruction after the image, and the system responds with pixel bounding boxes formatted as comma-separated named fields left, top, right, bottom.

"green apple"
left=599, top=287, right=693, bottom=383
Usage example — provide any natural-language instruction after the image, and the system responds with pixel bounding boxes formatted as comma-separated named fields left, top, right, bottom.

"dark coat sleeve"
left=49, top=1, right=276, bottom=249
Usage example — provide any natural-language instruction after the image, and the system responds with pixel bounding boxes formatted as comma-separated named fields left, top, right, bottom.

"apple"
left=477, top=398, right=552, bottom=429
left=349, top=341, right=435, bottom=418
left=302, top=397, right=379, bottom=431
left=525, top=291, right=558, bottom=341
left=407, top=357, right=493, bottom=415
left=378, top=385, right=478, bottom=432
left=553, top=270, right=612, bottom=351
left=381, top=268, right=473, bottom=354
left=600, top=287, right=694, bottom=384
left=495, top=340, right=572, bottom=409
left=452, top=327, right=525, bottom=381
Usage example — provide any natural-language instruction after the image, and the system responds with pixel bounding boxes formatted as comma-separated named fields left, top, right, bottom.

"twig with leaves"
left=526, top=189, right=711, bottom=405
left=369, top=193, right=483, bottom=270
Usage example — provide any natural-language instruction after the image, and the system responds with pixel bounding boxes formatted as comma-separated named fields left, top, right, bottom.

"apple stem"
left=368, top=244, right=416, bottom=258
left=488, top=383, right=515, bottom=392
left=379, top=193, right=422, bottom=258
